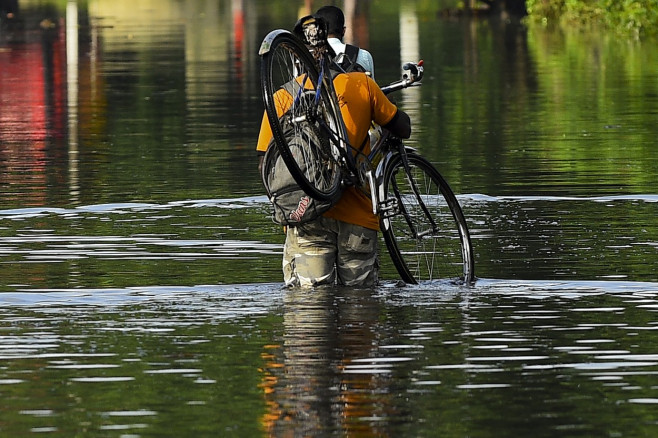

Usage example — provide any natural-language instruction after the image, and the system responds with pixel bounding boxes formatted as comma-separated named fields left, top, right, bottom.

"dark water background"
left=1, top=0, right=657, bottom=436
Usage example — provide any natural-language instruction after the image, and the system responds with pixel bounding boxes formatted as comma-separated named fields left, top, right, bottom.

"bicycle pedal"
left=378, top=198, right=398, bottom=219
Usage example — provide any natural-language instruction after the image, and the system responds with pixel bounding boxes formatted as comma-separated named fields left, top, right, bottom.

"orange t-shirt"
left=257, top=72, right=399, bottom=230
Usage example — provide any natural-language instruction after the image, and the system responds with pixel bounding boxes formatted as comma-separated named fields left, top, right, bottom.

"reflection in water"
left=0, top=4, right=67, bottom=206
left=1, top=0, right=656, bottom=205
left=66, top=0, right=79, bottom=203
left=399, top=1, right=421, bottom=118
left=261, top=287, right=394, bottom=437
left=1, top=280, right=658, bottom=435
left=0, top=194, right=654, bottom=289
left=0, top=1, right=657, bottom=435
left=1, top=0, right=267, bottom=209
left=261, top=288, right=336, bottom=435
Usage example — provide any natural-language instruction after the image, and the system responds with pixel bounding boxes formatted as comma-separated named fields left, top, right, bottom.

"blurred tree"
left=526, top=0, right=658, bottom=37
left=465, top=0, right=528, bottom=16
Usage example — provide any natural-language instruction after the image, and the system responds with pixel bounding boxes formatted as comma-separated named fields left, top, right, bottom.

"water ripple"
left=463, top=193, right=658, bottom=204
left=0, top=197, right=268, bottom=220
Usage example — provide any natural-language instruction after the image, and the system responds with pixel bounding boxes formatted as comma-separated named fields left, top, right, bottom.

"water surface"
left=1, top=0, right=657, bottom=436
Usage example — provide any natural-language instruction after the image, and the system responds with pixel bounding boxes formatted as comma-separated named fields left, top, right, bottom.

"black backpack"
left=335, top=44, right=367, bottom=73
left=261, top=83, right=339, bottom=226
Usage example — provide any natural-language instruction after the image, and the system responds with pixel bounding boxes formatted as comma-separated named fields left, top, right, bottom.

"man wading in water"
left=256, top=15, right=411, bottom=287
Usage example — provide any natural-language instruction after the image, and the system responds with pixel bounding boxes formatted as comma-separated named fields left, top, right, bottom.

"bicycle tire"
left=380, top=152, right=474, bottom=284
left=259, top=30, right=343, bottom=202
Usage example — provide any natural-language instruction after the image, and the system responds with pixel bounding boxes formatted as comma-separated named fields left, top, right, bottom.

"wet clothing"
left=282, top=216, right=379, bottom=287
left=257, top=71, right=402, bottom=287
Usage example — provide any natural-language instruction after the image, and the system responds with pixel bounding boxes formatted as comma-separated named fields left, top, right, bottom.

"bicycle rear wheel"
left=259, top=30, right=343, bottom=202
left=380, top=153, right=474, bottom=284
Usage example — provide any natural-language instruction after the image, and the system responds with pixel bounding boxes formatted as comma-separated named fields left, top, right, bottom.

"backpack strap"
left=340, top=44, right=366, bottom=73
left=344, top=44, right=359, bottom=65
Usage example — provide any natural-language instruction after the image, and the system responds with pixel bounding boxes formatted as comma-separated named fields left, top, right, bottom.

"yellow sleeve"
left=256, top=111, right=273, bottom=153
left=256, top=88, right=294, bottom=153
left=368, top=76, right=399, bottom=127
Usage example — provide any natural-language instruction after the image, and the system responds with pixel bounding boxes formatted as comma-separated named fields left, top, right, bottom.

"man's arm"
left=383, top=109, right=411, bottom=139
left=367, top=75, right=411, bottom=139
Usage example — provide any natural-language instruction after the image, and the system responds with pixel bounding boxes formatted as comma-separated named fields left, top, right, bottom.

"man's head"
left=315, top=6, right=345, bottom=38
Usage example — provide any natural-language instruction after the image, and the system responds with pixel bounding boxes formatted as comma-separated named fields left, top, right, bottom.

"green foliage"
left=526, top=0, right=564, bottom=21
left=526, top=0, right=658, bottom=37
left=601, top=0, right=658, bottom=35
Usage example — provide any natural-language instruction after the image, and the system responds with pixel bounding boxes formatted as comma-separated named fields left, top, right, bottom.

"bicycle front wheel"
left=259, top=30, right=343, bottom=202
left=380, top=153, right=474, bottom=284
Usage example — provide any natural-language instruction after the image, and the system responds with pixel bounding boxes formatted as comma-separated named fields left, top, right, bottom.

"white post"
left=66, top=0, right=79, bottom=203
left=399, top=2, right=421, bottom=118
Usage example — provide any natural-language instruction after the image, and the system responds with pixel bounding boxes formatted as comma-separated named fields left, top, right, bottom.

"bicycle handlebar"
left=380, top=60, right=424, bottom=95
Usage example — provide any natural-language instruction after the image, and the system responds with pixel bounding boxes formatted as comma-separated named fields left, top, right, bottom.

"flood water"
left=1, top=0, right=657, bottom=436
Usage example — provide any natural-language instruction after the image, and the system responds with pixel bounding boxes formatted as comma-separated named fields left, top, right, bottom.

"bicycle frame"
left=365, top=63, right=437, bottom=238
left=286, top=20, right=433, bottom=237
left=372, top=136, right=439, bottom=235
left=260, top=26, right=473, bottom=283
left=346, top=68, right=435, bottom=240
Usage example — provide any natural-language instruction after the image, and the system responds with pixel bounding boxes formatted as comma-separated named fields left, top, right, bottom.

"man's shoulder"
left=356, top=47, right=374, bottom=64
left=327, top=37, right=345, bottom=53
left=357, top=46, right=373, bottom=56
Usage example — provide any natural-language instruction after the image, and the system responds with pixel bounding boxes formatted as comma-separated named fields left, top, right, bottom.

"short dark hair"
left=315, top=6, right=344, bottom=36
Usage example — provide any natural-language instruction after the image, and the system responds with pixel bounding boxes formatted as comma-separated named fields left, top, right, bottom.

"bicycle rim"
left=381, top=153, right=474, bottom=284
left=260, top=32, right=342, bottom=202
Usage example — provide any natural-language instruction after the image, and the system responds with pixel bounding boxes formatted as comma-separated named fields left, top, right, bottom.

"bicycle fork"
left=375, top=146, right=439, bottom=239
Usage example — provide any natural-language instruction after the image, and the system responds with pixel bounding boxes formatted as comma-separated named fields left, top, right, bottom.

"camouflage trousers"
left=283, top=216, right=379, bottom=288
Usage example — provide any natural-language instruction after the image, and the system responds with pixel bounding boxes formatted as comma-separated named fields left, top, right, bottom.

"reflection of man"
left=259, top=288, right=390, bottom=436
left=315, top=5, right=374, bottom=77
left=256, top=16, right=411, bottom=288
left=260, top=288, right=335, bottom=435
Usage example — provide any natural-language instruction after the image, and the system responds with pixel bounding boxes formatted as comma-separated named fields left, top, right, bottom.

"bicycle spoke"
left=260, top=32, right=343, bottom=201
left=381, top=153, right=474, bottom=284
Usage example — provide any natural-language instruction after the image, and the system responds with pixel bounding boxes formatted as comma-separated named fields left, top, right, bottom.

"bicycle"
left=258, top=18, right=475, bottom=285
